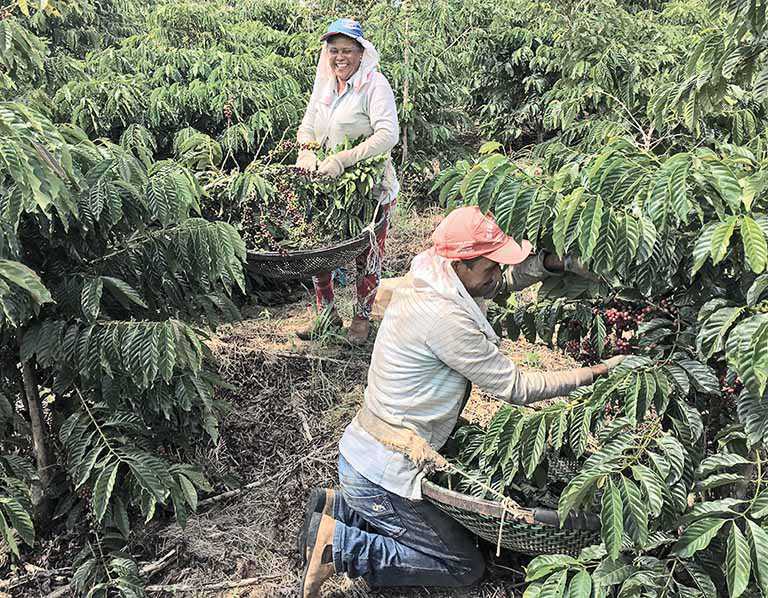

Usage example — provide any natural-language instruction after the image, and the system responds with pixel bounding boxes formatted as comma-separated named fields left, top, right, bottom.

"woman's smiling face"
left=326, top=35, right=363, bottom=82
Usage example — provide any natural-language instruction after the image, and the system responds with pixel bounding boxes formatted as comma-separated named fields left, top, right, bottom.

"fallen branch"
left=0, top=566, right=72, bottom=590
left=140, top=549, right=177, bottom=577
left=263, top=349, right=348, bottom=365
left=210, top=339, right=350, bottom=365
left=145, top=573, right=284, bottom=593
left=198, top=438, right=336, bottom=507
left=44, top=550, right=178, bottom=597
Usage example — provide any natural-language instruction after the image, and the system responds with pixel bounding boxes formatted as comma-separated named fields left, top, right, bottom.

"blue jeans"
left=332, top=455, right=485, bottom=587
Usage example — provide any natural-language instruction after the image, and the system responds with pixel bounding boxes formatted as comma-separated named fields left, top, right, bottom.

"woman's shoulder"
left=366, top=70, right=394, bottom=91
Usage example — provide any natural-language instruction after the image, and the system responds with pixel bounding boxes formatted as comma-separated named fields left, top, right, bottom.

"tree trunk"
left=21, top=359, right=53, bottom=524
left=400, top=0, right=412, bottom=169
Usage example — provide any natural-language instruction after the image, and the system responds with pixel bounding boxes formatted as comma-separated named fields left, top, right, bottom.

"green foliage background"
left=2, top=0, right=768, bottom=595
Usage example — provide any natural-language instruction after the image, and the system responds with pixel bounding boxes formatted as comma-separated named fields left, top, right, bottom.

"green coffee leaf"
left=526, top=555, right=578, bottom=582
left=696, top=453, right=751, bottom=478
left=621, top=476, right=648, bottom=546
left=601, top=478, right=624, bottom=560
left=631, top=464, right=664, bottom=518
left=0, top=497, right=34, bottom=547
left=565, top=569, right=592, bottom=598
left=726, top=523, right=751, bottom=598
left=81, top=277, right=103, bottom=322
left=92, top=461, right=120, bottom=523
left=673, top=517, right=728, bottom=557
left=539, top=569, right=568, bottom=598
left=747, top=520, right=768, bottom=596
left=742, top=216, right=768, bottom=273
left=710, top=216, right=738, bottom=265
left=592, top=558, right=633, bottom=586
left=747, top=274, right=768, bottom=306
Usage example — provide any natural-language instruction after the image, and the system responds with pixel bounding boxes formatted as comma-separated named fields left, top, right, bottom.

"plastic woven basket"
left=547, top=454, right=583, bottom=483
left=422, top=479, right=600, bottom=556
left=245, top=213, right=387, bottom=281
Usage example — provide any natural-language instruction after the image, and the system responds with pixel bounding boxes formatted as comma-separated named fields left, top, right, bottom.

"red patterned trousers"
left=312, top=201, right=393, bottom=321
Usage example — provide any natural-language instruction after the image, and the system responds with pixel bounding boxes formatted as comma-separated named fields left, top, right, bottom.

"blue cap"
left=320, top=18, right=364, bottom=42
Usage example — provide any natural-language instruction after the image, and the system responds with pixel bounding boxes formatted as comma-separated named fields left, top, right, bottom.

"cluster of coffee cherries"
left=719, top=373, right=743, bottom=408
left=603, top=307, right=633, bottom=330
left=602, top=396, right=660, bottom=427
left=240, top=200, right=276, bottom=251
left=563, top=338, right=603, bottom=365
left=614, top=337, right=631, bottom=354
left=400, top=168, right=430, bottom=198
left=240, top=170, right=326, bottom=252
left=658, top=296, right=679, bottom=316
left=563, top=339, right=581, bottom=357
left=563, top=300, right=659, bottom=364
left=78, top=483, right=93, bottom=515
left=266, top=139, right=299, bottom=163
left=223, top=96, right=235, bottom=124
left=276, top=177, right=308, bottom=227
left=596, top=300, right=655, bottom=334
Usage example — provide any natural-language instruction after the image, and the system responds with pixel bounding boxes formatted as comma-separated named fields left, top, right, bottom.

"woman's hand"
left=295, top=149, right=318, bottom=172
left=317, top=155, right=345, bottom=179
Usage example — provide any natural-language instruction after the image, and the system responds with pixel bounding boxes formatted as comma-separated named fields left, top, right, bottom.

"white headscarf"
left=410, top=248, right=501, bottom=346
left=311, top=35, right=382, bottom=106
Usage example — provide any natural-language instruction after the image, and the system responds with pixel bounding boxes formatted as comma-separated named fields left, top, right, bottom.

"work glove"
left=317, top=149, right=357, bottom=179
left=295, top=149, right=318, bottom=172
left=591, top=355, right=627, bottom=379
left=563, top=255, right=600, bottom=282
left=317, top=155, right=345, bottom=179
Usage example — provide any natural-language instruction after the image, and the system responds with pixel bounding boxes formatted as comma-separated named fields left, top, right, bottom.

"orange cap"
left=432, top=206, right=533, bottom=265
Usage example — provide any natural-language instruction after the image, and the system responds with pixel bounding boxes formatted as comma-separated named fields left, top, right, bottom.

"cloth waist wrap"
left=354, top=405, right=449, bottom=473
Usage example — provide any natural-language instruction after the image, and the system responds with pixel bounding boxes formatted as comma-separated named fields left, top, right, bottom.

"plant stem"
left=75, top=389, right=125, bottom=465
left=21, top=356, right=53, bottom=524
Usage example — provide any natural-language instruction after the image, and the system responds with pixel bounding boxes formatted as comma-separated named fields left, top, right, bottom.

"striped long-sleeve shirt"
left=339, top=251, right=594, bottom=499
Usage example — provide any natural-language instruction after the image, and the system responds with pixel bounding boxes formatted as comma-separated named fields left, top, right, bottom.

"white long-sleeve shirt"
left=297, top=68, right=399, bottom=203
left=339, top=251, right=594, bottom=499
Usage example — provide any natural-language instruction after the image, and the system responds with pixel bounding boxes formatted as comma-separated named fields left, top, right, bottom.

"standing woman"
left=295, top=18, right=400, bottom=345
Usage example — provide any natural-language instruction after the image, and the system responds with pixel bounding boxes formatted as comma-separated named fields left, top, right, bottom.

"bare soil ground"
left=143, top=206, right=575, bottom=597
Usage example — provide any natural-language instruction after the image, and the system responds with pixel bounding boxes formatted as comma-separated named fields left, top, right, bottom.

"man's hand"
left=295, top=149, right=318, bottom=172
left=317, top=155, right=345, bottom=179
left=591, top=355, right=627, bottom=379
left=563, top=255, right=600, bottom=282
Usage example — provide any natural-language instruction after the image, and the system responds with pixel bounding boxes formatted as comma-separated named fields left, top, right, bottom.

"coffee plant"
left=469, top=0, right=709, bottom=146
left=210, top=139, right=387, bottom=252
left=0, top=0, right=249, bottom=589
left=432, top=0, right=768, bottom=594
left=49, top=0, right=313, bottom=159
left=0, top=93, right=247, bottom=590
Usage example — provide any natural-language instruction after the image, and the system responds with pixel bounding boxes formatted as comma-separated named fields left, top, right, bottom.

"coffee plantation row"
left=2, top=0, right=768, bottom=595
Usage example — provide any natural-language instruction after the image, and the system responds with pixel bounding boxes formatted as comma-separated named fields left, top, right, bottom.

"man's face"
left=453, top=256, right=503, bottom=299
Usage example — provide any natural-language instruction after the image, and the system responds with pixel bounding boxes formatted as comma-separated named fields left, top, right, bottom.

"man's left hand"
left=317, top=155, right=345, bottom=179
left=564, top=255, right=600, bottom=282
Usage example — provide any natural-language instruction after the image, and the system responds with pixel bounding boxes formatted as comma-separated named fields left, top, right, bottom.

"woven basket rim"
left=246, top=211, right=387, bottom=261
left=421, top=479, right=599, bottom=531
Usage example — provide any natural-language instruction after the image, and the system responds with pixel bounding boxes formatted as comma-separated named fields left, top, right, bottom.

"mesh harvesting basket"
left=245, top=213, right=387, bottom=281
left=422, top=480, right=600, bottom=556
left=547, top=454, right=583, bottom=483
